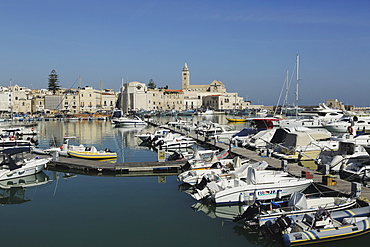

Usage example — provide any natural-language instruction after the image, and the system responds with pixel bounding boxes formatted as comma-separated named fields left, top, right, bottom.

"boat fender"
left=60, top=145, right=63, bottom=150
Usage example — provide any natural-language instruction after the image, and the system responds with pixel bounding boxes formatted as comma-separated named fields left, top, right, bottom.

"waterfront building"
left=10, top=84, right=32, bottom=113
left=120, top=63, right=247, bottom=112
left=0, top=86, right=11, bottom=113
left=119, top=81, right=152, bottom=112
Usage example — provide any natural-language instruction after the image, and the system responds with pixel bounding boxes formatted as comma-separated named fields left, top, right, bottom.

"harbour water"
left=2, top=116, right=370, bottom=247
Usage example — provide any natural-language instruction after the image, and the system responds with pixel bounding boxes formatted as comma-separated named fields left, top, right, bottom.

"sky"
left=1, top=0, right=370, bottom=107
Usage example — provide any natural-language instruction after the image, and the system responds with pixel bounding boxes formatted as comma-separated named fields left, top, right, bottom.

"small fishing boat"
left=68, top=146, right=117, bottom=159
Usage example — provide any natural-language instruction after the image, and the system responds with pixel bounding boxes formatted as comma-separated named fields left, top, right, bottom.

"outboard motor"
left=260, top=215, right=292, bottom=238
left=234, top=200, right=261, bottom=223
left=168, top=151, right=182, bottom=161
left=195, top=176, right=210, bottom=190
left=210, top=161, right=222, bottom=169
left=180, top=161, right=191, bottom=172
left=150, top=136, right=159, bottom=144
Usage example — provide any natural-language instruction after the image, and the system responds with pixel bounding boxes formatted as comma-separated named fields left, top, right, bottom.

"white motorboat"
left=341, top=160, right=370, bottom=181
left=0, top=129, right=38, bottom=148
left=271, top=127, right=338, bottom=161
left=178, top=159, right=268, bottom=186
left=191, top=166, right=313, bottom=204
left=150, top=132, right=196, bottom=150
left=180, top=152, right=242, bottom=172
left=156, top=138, right=196, bottom=150
left=167, top=149, right=228, bottom=161
left=195, top=122, right=231, bottom=137
left=236, top=191, right=357, bottom=227
left=316, top=133, right=370, bottom=173
left=298, top=103, right=346, bottom=122
left=111, top=115, right=147, bottom=127
left=323, top=115, right=370, bottom=133
left=135, top=128, right=170, bottom=142
left=0, top=147, right=51, bottom=181
left=243, top=128, right=277, bottom=149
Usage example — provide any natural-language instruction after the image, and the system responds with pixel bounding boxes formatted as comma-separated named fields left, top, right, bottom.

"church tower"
left=182, top=62, right=190, bottom=89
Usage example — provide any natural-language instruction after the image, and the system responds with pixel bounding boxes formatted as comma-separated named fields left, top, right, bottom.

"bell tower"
left=182, top=62, right=190, bottom=89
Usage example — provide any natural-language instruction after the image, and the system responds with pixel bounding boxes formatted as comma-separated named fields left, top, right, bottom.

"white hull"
left=213, top=179, right=312, bottom=204
left=0, top=157, right=51, bottom=181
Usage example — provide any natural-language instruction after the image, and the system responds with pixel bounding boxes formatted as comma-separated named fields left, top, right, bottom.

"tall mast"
left=100, top=80, right=103, bottom=111
left=295, top=54, right=300, bottom=117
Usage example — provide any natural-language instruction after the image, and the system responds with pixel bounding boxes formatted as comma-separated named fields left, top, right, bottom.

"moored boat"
left=68, top=146, right=117, bottom=159
left=262, top=205, right=370, bottom=246
left=0, top=147, right=51, bottom=181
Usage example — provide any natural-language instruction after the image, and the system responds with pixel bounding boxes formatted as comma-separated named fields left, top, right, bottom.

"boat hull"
left=213, top=179, right=312, bottom=205
left=283, top=217, right=370, bottom=246
left=0, top=158, right=50, bottom=181
left=68, top=151, right=118, bottom=159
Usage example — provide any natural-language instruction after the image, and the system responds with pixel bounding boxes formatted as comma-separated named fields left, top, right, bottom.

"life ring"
left=31, top=127, right=35, bottom=131
left=10, top=136, right=15, bottom=141
left=348, top=126, right=354, bottom=135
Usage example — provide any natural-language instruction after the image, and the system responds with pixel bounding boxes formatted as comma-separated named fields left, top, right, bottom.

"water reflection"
left=192, top=201, right=246, bottom=220
left=0, top=171, right=51, bottom=205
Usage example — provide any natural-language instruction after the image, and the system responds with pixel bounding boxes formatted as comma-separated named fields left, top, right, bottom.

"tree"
left=147, top=79, right=156, bottom=89
left=48, top=69, right=60, bottom=94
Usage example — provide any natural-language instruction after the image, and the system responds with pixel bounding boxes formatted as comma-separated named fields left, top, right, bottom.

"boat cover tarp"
left=232, top=128, right=256, bottom=138
left=270, top=128, right=290, bottom=144
left=287, top=192, right=308, bottom=210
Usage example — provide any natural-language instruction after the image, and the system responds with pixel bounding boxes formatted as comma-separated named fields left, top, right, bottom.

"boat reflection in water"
left=191, top=201, right=280, bottom=247
left=0, top=171, right=51, bottom=205
left=192, top=201, right=247, bottom=220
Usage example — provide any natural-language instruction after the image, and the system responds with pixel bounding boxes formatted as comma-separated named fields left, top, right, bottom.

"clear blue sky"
left=1, top=0, right=370, bottom=106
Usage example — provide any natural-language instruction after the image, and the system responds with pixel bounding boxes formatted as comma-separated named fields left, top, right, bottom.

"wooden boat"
left=68, top=146, right=117, bottom=159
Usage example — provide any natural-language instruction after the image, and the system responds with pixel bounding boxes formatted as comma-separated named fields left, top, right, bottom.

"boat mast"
left=295, top=54, right=300, bottom=117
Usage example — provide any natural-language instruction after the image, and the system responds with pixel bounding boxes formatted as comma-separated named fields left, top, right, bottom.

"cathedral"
left=181, top=63, right=226, bottom=93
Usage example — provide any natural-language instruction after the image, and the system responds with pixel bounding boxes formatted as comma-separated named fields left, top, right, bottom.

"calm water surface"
left=2, top=116, right=370, bottom=247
